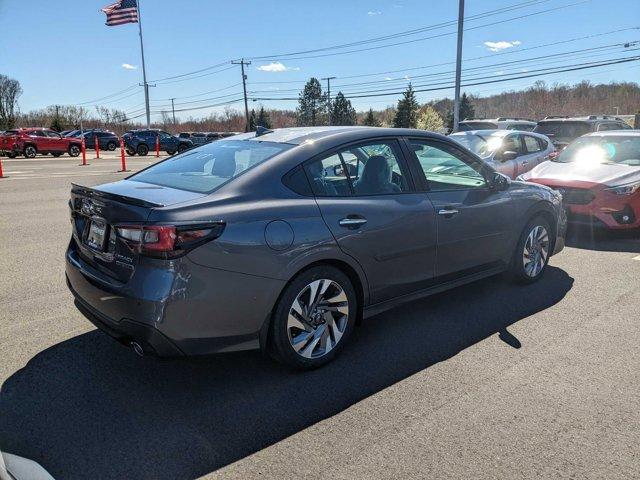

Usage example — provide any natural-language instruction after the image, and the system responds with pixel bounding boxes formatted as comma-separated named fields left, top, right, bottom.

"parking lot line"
left=633, top=255, right=640, bottom=261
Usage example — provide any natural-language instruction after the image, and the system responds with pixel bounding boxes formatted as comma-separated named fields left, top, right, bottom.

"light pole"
left=322, top=76, right=336, bottom=125
left=453, top=0, right=465, bottom=133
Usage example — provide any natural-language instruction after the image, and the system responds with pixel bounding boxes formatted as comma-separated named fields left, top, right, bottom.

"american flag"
left=101, top=0, right=138, bottom=26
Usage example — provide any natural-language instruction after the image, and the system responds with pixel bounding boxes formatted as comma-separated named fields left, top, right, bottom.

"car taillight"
left=117, top=222, right=225, bottom=258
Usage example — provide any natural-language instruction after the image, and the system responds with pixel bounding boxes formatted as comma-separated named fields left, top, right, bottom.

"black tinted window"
left=283, top=166, right=312, bottom=196
left=534, top=121, right=592, bottom=141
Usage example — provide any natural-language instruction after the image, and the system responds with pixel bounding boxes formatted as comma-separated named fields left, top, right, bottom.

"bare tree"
left=0, top=74, right=23, bottom=130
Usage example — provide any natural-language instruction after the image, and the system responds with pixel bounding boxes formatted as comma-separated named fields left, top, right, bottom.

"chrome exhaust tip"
left=130, top=341, right=145, bottom=357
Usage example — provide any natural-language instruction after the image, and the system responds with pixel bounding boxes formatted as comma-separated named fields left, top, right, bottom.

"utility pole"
left=170, top=98, right=176, bottom=124
left=453, top=0, right=465, bottom=133
left=322, top=76, right=336, bottom=125
left=136, top=0, right=151, bottom=129
left=232, top=59, right=251, bottom=132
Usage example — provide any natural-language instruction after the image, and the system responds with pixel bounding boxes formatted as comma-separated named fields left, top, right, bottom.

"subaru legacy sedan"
left=66, top=127, right=566, bottom=369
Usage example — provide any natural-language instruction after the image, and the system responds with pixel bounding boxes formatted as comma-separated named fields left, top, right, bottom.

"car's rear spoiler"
left=71, top=183, right=165, bottom=208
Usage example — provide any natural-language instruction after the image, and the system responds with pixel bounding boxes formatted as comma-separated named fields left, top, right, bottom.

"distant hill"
left=430, top=81, right=640, bottom=123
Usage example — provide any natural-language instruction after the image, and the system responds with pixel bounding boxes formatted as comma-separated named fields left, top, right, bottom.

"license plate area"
left=85, top=219, right=107, bottom=251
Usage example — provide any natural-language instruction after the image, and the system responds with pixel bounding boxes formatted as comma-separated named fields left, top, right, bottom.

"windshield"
left=534, top=121, right=591, bottom=143
left=451, top=134, right=502, bottom=159
left=130, top=139, right=292, bottom=193
left=554, top=136, right=640, bottom=166
left=458, top=121, right=498, bottom=131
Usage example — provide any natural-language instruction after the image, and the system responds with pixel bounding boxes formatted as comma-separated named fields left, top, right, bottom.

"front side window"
left=130, top=139, right=292, bottom=193
left=409, top=140, right=487, bottom=190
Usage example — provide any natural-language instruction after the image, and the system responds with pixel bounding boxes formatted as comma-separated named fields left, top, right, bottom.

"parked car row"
left=178, top=131, right=239, bottom=147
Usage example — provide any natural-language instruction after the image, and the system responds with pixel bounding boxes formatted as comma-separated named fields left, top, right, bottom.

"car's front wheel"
left=270, top=266, right=357, bottom=369
left=510, top=216, right=552, bottom=283
left=106, top=141, right=117, bottom=151
left=178, top=143, right=189, bottom=153
left=68, top=144, right=81, bottom=157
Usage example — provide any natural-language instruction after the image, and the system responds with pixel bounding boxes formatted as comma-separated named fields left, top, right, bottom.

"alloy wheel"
left=522, top=225, right=549, bottom=278
left=24, top=146, right=36, bottom=158
left=287, top=279, right=349, bottom=359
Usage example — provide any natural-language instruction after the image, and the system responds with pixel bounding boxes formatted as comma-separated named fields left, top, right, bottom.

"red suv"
left=0, top=128, right=83, bottom=158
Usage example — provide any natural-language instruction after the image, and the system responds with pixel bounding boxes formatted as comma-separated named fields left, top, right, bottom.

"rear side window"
left=130, top=139, right=291, bottom=193
left=524, top=135, right=542, bottom=153
left=534, top=121, right=592, bottom=140
left=305, top=140, right=409, bottom=197
left=283, top=165, right=313, bottom=196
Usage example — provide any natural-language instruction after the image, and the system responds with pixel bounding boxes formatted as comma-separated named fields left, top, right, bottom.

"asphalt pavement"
left=0, top=155, right=638, bottom=480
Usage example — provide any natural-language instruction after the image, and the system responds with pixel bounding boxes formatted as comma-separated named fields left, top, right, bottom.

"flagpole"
left=136, top=0, right=151, bottom=128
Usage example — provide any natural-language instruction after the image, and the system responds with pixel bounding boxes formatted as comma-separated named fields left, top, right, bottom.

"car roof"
left=583, top=130, right=640, bottom=137
left=538, top=116, right=627, bottom=123
left=229, top=126, right=446, bottom=145
left=451, top=129, right=548, bottom=139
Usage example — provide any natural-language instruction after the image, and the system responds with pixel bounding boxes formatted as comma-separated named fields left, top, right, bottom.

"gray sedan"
left=450, top=129, right=555, bottom=179
left=65, top=127, right=566, bottom=369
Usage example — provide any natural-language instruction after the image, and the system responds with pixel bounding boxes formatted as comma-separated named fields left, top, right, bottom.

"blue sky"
left=1, top=0, right=639, bottom=122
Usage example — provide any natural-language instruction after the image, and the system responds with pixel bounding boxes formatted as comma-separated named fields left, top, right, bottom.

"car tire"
left=510, top=215, right=552, bottom=284
left=270, top=265, right=357, bottom=370
left=68, top=144, right=81, bottom=157
left=178, top=143, right=189, bottom=153
left=126, top=148, right=136, bottom=156
left=137, top=144, right=149, bottom=156
left=24, top=145, right=37, bottom=158
left=106, top=141, right=117, bottom=151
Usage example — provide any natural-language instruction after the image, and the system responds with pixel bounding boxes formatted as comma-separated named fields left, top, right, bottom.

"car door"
left=159, top=131, right=176, bottom=150
left=306, top=138, right=437, bottom=304
left=405, top=137, right=514, bottom=278
left=29, top=129, right=48, bottom=151
left=46, top=130, right=66, bottom=152
left=520, top=134, right=546, bottom=174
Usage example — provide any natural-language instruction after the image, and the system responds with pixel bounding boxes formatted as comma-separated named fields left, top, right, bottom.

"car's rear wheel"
left=178, top=143, right=189, bottom=153
left=270, top=266, right=357, bottom=369
left=68, top=144, right=81, bottom=157
left=510, top=216, right=552, bottom=283
left=106, top=141, right=117, bottom=151
left=24, top=145, right=37, bottom=158
left=137, top=144, right=149, bottom=156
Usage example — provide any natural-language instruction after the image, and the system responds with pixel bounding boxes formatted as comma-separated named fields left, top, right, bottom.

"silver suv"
left=459, top=117, right=537, bottom=132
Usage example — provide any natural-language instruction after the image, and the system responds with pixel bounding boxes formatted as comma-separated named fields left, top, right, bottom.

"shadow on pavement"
left=0, top=267, right=573, bottom=480
left=565, top=224, right=640, bottom=253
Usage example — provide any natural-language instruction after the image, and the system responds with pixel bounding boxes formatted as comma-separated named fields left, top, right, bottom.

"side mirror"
left=489, top=172, right=509, bottom=191
left=500, top=150, right=519, bottom=161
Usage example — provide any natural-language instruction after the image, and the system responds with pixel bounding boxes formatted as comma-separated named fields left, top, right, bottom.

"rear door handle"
left=438, top=208, right=459, bottom=217
left=339, top=217, right=367, bottom=228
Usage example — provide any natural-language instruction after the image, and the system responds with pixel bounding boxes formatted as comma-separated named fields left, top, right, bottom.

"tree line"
left=2, top=73, right=638, bottom=134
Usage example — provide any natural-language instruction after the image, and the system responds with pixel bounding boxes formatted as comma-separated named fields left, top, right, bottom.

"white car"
left=0, top=449, right=54, bottom=480
left=449, top=129, right=556, bottom=179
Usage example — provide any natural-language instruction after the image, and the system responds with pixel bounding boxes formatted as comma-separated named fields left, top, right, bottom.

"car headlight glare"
left=605, top=181, right=640, bottom=196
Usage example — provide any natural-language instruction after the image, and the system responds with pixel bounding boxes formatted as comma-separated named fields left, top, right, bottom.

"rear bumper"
left=65, top=243, right=285, bottom=357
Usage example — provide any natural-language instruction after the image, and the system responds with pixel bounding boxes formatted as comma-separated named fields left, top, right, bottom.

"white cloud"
left=121, top=63, right=137, bottom=70
left=367, top=10, right=382, bottom=15
left=484, top=40, right=521, bottom=52
left=256, top=62, right=300, bottom=72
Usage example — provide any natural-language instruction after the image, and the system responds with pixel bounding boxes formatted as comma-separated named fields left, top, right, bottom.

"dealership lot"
left=1, top=156, right=639, bottom=479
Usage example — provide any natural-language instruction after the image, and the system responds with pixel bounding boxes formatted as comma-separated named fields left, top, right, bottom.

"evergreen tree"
left=248, top=109, right=257, bottom=131
left=330, top=92, right=356, bottom=126
left=296, top=77, right=326, bottom=126
left=393, top=83, right=419, bottom=128
left=362, top=108, right=381, bottom=127
left=50, top=116, right=64, bottom=132
left=256, top=106, right=272, bottom=129
left=417, top=105, right=445, bottom=132
left=446, top=93, right=476, bottom=131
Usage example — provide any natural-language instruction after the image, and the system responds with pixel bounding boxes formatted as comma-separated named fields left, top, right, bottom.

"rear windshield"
left=554, top=136, right=640, bottom=166
left=130, top=139, right=292, bottom=193
left=458, top=121, right=498, bottom=131
left=534, top=121, right=591, bottom=143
